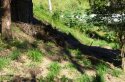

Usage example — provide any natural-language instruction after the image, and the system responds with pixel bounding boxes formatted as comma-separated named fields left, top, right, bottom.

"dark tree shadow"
left=15, top=15, right=121, bottom=68
left=0, top=0, right=2, bottom=33
left=38, top=19, right=121, bottom=65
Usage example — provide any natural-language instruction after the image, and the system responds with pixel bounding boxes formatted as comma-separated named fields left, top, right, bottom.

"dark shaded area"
left=0, top=0, right=2, bottom=33
left=14, top=19, right=121, bottom=76
left=89, top=0, right=125, bottom=14
left=17, top=18, right=121, bottom=68
left=88, top=0, right=125, bottom=31
left=62, top=49, right=95, bottom=74
left=0, top=0, right=33, bottom=35
left=11, top=0, right=33, bottom=23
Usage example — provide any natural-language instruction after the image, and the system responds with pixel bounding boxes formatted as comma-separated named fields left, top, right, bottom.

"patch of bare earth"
left=37, top=57, right=52, bottom=78
left=0, top=49, right=11, bottom=57
left=105, top=74, right=125, bottom=82
left=59, top=61, right=81, bottom=79
left=12, top=28, right=36, bottom=43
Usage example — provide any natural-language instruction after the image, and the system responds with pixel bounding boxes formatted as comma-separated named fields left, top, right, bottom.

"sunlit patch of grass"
left=82, top=59, right=92, bottom=67
left=47, top=62, right=61, bottom=80
left=76, top=74, right=92, bottom=82
left=33, top=2, right=118, bottom=49
left=93, top=63, right=109, bottom=82
left=46, top=41, right=55, bottom=47
left=28, top=49, right=44, bottom=62
left=63, top=63, right=76, bottom=69
left=10, top=50, right=21, bottom=60
left=11, top=24, right=21, bottom=33
left=111, top=68, right=123, bottom=77
left=0, top=75, right=12, bottom=82
left=96, top=63, right=109, bottom=74
left=68, top=48, right=82, bottom=56
left=0, top=57, right=10, bottom=70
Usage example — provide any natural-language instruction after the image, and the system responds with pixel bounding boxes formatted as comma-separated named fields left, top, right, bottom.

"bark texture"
left=1, top=0, right=12, bottom=40
left=0, top=0, right=33, bottom=40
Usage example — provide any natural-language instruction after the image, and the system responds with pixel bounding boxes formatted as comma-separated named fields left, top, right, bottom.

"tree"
left=0, top=0, right=33, bottom=41
left=89, top=0, right=125, bottom=71
left=1, top=0, right=12, bottom=41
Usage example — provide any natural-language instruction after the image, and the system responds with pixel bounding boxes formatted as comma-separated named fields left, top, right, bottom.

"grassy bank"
left=33, top=0, right=118, bottom=49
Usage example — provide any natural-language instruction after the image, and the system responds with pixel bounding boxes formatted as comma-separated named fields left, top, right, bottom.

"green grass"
left=28, top=49, right=43, bottom=62
left=0, top=76, right=12, bottom=82
left=69, top=48, right=82, bottom=56
left=10, top=50, right=21, bottom=60
left=96, top=63, right=109, bottom=74
left=111, top=68, right=123, bottom=77
left=93, top=63, right=110, bottom=82
left=64, top=63, right=76, bottom=69
left=93, top=73, right=105, bottom=82
left=47, top=62, right=61, bottom=80
left=76, top=74, right=92, bottom=82
left=0, top=57, right=10, bottom=70
left=82, top=59, right=92, bottom=67
left=33, top=1, right=118, bottom=49
left=33, top=0, right=90, bottom=12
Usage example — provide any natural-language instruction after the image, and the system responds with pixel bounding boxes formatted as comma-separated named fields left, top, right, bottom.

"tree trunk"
left=121, top=44, right=125, bottom=71
left=1, top=0, right=12, bottom=40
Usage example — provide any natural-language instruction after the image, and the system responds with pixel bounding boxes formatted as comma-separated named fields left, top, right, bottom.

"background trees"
left=89, top=0, right=125, bottom=71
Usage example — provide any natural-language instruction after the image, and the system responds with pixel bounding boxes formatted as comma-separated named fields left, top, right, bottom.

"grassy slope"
left=33, top=0, right=117, bottom=49
left=0, top=0, right=123, bottom=81
left=0, top=24, right=124, bottom=82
